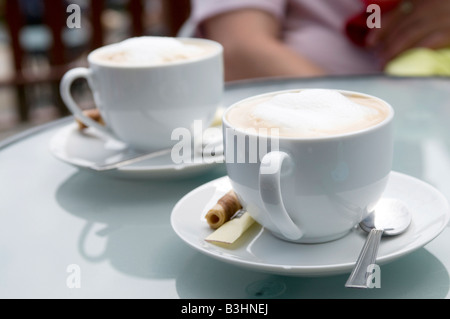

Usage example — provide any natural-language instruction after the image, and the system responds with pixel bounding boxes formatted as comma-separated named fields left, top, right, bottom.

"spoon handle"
left=91, top=148, right=172, bottom=171
left=345, top=229, right=384, bottom=288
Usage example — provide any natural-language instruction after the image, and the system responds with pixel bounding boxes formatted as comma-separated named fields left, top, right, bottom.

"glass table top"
left=1, top=75, right=450, bottom=299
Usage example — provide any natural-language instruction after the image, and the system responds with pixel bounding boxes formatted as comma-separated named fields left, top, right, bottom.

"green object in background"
left=385, top=48, right=450, bottom=76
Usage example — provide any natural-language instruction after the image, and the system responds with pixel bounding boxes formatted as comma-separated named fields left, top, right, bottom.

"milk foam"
left=93, top=37, right=211, bottom=66
left=228, top=89, right=388, bottom=137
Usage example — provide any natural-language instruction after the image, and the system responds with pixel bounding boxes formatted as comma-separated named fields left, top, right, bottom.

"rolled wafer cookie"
left=76, top=109, right=105, bottom=130
left=205, top=190, right=242, bottom=229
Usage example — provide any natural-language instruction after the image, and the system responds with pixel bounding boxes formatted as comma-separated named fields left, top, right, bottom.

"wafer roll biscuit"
left=205, top=190, right=242, bottom=229
left=76, top=109, right=105, bottom=130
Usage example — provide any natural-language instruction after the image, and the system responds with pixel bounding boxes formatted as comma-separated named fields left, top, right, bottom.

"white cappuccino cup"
left=223, top=89, right=394, bottom=243
left=60, top=36, right=224, bottom=152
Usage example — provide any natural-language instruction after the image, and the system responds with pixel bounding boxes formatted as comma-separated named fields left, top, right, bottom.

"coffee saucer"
left=171, top=172, right=450, bottom=277
left=49, top=123, right=225, bottom=179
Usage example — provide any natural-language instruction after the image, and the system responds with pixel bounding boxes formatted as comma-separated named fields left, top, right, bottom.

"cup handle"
left=259, top=151, right=303, bottom=241
left=60, top=68, right=113, bottom=137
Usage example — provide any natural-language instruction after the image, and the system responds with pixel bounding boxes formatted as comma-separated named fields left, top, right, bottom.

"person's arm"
left=366, top=0, right=450, bottom=65
left=201, top=9, right=326, bottom=81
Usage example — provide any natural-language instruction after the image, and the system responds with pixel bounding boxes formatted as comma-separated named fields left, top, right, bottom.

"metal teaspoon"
left=90, top=128, right=224, bottom=171
left=345, top=198, right=412, bottom=288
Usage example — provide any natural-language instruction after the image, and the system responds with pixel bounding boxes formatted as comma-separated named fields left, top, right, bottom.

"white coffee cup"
left=60, top=37, right=224, bottom=152
left=223, top=89, right=394, bottom=243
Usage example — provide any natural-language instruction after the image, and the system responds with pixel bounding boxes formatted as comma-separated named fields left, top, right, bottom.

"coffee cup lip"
left=87, top=36, right=223, bottom=69
left=223, top=88, right=395, bottom=141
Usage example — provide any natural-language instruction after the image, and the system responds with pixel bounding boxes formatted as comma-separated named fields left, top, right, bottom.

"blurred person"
left=181, top=0, right=450, bottom=81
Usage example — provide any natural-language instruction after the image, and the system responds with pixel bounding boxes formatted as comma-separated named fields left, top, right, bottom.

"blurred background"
left=0, top=0, right=191, bottom=141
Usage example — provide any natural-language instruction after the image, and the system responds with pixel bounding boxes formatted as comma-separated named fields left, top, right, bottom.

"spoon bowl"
left=360, top=198, right=411, bottom=236
left=345, top=198, right=412, bottom=288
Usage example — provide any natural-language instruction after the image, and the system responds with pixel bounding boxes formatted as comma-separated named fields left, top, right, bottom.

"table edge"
left=0, top=117, right=73, bottom=151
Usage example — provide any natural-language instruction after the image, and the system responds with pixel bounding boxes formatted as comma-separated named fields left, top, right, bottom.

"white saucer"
left=49, top=123, right=225, bottom=179
left=171, top=172, right=450, bottom=277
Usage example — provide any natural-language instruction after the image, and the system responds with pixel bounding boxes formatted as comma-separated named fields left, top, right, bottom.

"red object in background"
left=345, top=0, right=401, bottom=47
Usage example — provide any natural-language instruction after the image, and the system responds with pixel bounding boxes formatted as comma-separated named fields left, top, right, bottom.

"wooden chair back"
left=1, top=0, right=191, bottom=122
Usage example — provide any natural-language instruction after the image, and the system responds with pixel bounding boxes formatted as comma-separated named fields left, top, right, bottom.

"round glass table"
left=1, top=75, right=450, bottom=299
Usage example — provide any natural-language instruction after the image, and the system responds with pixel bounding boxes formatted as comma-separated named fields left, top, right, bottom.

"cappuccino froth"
left=91, top=37, right=217, bottom=67
left=227, top=89, right=389, bottom=138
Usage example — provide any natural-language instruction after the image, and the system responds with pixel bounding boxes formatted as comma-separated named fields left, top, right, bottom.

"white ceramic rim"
left=223, top=89, right=395, bottom=141
left=87, top=37, right=223, bottom=69
left=48, top=123, right=224, bottom=174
